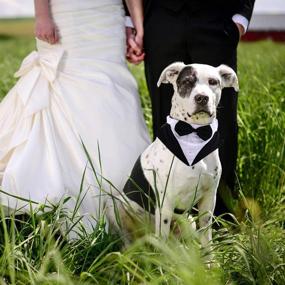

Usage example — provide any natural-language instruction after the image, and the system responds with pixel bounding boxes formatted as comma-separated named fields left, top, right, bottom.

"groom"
left=125, top=0, right=255, bottom=216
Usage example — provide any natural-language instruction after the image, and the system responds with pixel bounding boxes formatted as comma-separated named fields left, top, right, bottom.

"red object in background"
left=242, top=31, right=285, bottom=42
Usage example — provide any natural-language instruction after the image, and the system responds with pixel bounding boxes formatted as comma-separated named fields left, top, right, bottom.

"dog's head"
left=157, top=62, right=239, bottom=125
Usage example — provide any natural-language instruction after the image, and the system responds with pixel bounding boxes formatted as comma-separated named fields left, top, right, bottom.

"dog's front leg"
left=155, top=199, right=173, bottom=239
left=198, top=191, right=216, bottom=246
left=198, top=189, right=217, bottom=265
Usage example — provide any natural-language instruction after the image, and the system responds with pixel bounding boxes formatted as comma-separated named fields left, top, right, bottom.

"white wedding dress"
left=0, top=0, right=150, bottom=227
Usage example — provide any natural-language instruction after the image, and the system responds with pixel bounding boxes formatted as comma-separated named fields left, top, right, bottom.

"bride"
left=0, top=0, right=150, bottom=228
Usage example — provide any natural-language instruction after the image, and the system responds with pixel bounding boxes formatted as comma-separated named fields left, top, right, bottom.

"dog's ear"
left=157, top=62, right=185, bottom=87
left=217, top=64, right=239, bottom=91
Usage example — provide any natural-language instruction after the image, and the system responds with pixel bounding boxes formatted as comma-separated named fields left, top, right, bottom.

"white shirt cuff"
left=232, top=14, right=249, bottom=34
left=125, top=16, right=134, bottom=28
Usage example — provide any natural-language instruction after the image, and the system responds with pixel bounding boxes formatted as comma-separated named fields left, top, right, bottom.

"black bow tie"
left=174, top=120, right=213, bottom=140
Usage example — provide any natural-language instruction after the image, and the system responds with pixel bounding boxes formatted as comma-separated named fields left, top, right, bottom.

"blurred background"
left=0, top=0, right=33, bottom=18
left=0, top=0, right=285, bottom=41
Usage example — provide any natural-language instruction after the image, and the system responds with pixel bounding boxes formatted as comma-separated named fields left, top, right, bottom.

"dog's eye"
left=183, top=79, right=191, bottom=85
left=183, top=77, right=194, bottom=85
left=208, top=78, right=218, bottom=86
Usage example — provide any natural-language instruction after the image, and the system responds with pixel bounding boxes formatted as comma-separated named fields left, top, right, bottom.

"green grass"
left=0, top=20, right=285, bottom=284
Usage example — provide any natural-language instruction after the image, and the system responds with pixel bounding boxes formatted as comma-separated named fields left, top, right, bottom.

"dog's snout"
left=194, top=94, right=209, bottom=106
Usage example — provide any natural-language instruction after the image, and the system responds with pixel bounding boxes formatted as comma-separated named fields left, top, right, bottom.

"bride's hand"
left=35, top=16, right=60, bottom=45
left=126, top=27, right=145, bottom=65
left=124, top=0, right=144, bottom=64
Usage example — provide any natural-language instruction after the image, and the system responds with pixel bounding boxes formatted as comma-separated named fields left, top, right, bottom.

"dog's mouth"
left=185, top=110, right=215, bottom=125
left=192, top=110, right=213, bottom=117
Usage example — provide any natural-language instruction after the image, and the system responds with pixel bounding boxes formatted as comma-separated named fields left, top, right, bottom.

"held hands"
left=125, top=23, right=244, bottom=65
left=35, top=16, right=60, bottom=45
left=126, top=27, right=145, bottom=65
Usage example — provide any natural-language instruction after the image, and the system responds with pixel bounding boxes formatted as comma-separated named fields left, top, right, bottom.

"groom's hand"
left=126, top=27, right=145, bottom=65
left=234, top=22, right=245, bottom=39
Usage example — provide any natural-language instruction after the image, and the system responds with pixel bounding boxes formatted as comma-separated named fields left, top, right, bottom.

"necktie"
left=175, top=120, right=212, bottom=141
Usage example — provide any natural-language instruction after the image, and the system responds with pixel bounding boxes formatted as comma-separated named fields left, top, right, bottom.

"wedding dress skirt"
left=0, top=0, right=150, bottom=226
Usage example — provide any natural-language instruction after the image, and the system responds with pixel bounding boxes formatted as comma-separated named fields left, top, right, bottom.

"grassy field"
left=0, top=20, right=285, bottom=285
left=0, top=19, right=34, bottom=38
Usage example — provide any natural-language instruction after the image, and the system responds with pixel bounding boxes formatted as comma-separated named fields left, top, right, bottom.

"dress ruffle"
left=0, top=48, right=65, bottom=158
left=0, top=48, right=87, bottom=211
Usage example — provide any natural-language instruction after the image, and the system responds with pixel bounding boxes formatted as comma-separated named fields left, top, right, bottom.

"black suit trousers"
left=144, top=4, right=240, bottom=214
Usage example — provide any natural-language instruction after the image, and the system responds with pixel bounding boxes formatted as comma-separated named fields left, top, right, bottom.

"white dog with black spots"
left=106, top=62, right=239, bottom=255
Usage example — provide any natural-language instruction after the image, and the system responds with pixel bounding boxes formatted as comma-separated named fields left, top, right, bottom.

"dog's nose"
left=194, top=94, right=209, bottom=106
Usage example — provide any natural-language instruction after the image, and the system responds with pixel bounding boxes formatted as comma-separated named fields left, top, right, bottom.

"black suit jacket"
left=124, top=0, right=255, bottom=22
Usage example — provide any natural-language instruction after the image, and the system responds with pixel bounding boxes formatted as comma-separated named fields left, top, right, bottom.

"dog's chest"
left=141, top=139, right=221, bottom=208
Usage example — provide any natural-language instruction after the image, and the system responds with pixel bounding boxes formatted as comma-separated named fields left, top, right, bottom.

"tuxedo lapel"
left=191, top=131, right=220, bottom=165
left=158, top=120, right=220, bottom=166
left=158, top=123, right=189, bottom=165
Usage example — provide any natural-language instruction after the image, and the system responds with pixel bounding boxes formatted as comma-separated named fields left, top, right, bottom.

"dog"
left=106, top=62, right=238, bottom=250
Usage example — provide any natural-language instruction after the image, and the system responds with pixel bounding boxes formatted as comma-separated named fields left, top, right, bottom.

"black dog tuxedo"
left=123, top=116, right=220, bottom=214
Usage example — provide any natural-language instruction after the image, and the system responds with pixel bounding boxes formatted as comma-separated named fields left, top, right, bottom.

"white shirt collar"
left=166, top=116, right=218, bottom=165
